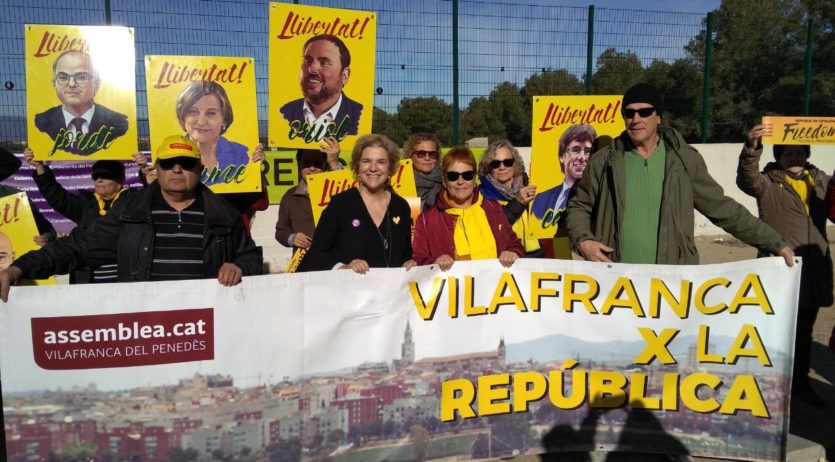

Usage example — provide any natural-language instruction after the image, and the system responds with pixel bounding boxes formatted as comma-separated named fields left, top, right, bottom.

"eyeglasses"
left=54, top=72, right=94, bottom=86
left=157, top=157, right=200, bottom=171
left=489, top=158, right=515, bottom=169
left=566, top=146, right=592, bottom=155
left=412, top=150, right=439, bottom=159
left=445, top=170, right=475, bottom=182
left=300, top=159, right=326, bottom=170
left=621, top=107, right=656, bottom=119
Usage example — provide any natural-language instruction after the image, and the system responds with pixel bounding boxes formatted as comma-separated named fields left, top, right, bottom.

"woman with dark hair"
left=176, top=80, right=263, bottom=185
left=477, top=139, right=540, bottom=256
left=413, top=147, right=524, bottom=270
left=299, top=134, right=414, bottom=273
left=275, top=141, right=340, bottom=252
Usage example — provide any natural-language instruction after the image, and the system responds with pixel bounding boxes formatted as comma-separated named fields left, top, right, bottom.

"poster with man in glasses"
left=527, top=95, right=623, bottom=254
left=26, top=25, right=137, bottom=160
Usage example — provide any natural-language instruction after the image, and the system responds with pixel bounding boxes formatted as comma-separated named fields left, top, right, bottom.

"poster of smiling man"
left=145, top=55, right=261, bottom=194
left=26, top=25, right=137, bottom=160
left=268, top=3, right=376, bottom=151
left=528, top=96, right=624, bottom=252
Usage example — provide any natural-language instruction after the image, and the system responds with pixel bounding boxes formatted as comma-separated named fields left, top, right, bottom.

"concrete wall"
left=250, top=143, right=835, bottom=273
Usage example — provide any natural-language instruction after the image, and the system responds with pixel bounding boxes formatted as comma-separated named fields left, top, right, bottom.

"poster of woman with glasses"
left=527, top=95, right=623, bottom=252
left=26, top=25, right=137, bottom=160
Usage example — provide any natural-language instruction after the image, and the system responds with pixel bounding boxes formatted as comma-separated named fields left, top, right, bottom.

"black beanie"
left=622, top=83, right=664, bottom=115
left=91, top=160, right=125, bottom=183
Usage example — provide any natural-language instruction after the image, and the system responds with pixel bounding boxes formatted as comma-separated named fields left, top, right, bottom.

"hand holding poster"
left=528, top=96, right=623, bottom=241
left=25, top=25, right=138, bottom=160
left=145, top=56, right=262, bottom=194
left=0, top=193, right=53, bottom=285
left=0, top=258, right=799, bottom=461
left=761, top=116, right=835, bottom=145
left=268, top=3, right=376, bottom=150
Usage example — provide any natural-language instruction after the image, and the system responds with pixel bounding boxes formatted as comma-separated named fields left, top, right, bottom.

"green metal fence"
left=0, top=0, right=828, bottom=150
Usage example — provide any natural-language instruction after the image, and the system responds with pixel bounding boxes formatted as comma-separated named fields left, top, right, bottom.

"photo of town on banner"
left=0, top=259, right=797, bottom=461
left=268, top=2, right=377, bottom=151
left=761, top=116, right=835, bottom=146
left=305, top=159, right=418, bottom=225
left=25, top=25, right=138, bottom=161
left=0, top=193, right=53, bottom=285
left=145, top=55, right=262, bottom=194
left=528, top=95, right=623, bottom=240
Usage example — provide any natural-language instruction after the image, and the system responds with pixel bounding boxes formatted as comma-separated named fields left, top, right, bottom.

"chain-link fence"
left=0, top=0, right=827, bottom=149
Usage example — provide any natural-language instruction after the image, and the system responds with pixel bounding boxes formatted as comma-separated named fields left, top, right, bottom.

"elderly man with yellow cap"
left=0, top=135, right=262, bottom=301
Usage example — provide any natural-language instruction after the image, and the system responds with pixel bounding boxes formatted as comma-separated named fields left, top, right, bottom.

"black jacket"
left=33, top=165, right=135, bottom=227
left=34, top=104, right=129, bottom=156
left=14, top=182, right=263, bottom=281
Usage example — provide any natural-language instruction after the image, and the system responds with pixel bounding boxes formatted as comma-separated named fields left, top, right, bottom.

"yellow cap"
left=156, top=135, right=201, bottom=160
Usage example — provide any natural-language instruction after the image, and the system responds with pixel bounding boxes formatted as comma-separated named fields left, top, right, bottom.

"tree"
left=267, top=438, right=301, bottom=462
left=410, top=424, right=430, bottom=462
left=372, top=107, right=408, bottom=146
left=521, top=69, right=584, bottom=100
left=686, top=0, right=809, bottom=141
left=396, top=97, right=454, bottom=145
left=487, top=82, right=530, bottom=146
left=461, top=96, right=506, bottom=142
left=592, top=48, right=646, bottom=94
left=168, top=447, right=199, bottom=462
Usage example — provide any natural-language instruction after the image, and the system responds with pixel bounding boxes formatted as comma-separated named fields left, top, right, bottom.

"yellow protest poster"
left=268, top=3, right=376, bottom=151
left=25, top=25, right=138, bottom=161
left=528, top=95, right=623, bottom=241
left=145, top=55, right=261, bottom=194
left=762, top=116, right=835, bottom=145
left=0, top=193, right=53, bottom=285
left=306, top=160, right=417, bottom=225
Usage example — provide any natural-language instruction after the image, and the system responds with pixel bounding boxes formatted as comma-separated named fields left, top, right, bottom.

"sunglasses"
left=621, top=107, right=656, bottom=119
left=157, top=157, right=200, bottom=171
left=412, top=150, right=439, bottom=159
left=300, top=159, right=326, bottom=170
left=445, top=170, right=475, bottom=182
left=489, top=158, right=515, bottom=169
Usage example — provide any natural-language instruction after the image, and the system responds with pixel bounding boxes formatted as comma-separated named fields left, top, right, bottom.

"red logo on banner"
left=30, top=308, right=214, bottom=370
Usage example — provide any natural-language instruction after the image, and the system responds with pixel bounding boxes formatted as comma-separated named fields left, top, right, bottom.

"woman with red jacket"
left=412, top=147, right=524, bottom=270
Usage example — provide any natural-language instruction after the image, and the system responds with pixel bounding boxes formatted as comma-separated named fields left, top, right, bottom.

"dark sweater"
left=299, top=188, right=412, bottom=272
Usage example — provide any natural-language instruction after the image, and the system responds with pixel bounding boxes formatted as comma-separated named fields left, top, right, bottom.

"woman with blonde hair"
left=477, top=139, right=541, bottom=256
left=299, top=134, right=415, bottom=273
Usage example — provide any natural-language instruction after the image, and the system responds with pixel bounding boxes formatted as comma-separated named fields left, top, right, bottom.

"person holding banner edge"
left=413, top=147, right=524, bottom=270
left=23, top=148, right=137, bottom=283
left=0, top=135, right=262, bottom=301
left=737, top=125, right=832, bottom=405
left=298, top=134, right=413, bottom=273
left=565, top=83, right=794, bottom=267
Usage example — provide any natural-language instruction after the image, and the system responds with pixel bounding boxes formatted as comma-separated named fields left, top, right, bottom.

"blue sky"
left=0, top=0, right=723, bottom=141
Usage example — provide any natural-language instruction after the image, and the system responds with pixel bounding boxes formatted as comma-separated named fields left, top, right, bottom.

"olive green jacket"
left=566, top=127, right=786, bottom=264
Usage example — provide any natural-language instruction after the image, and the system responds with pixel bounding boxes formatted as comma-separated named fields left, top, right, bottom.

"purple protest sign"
left=4, top=153, right=145, bottom=236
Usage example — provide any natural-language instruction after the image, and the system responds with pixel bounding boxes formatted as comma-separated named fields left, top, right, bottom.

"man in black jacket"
left=24, top=148, right=134, bottom=283
left=0, top=135, right=262, bottom=301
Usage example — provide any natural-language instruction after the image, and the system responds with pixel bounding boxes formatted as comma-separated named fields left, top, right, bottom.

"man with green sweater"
left=565, top=83, right=794, bottom=266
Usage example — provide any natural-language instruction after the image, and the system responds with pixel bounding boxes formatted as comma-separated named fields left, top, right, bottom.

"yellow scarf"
left=444, top=192, right=498, bottom=260
left=95, top=188, right=127, bottom=216
left=784, top=171, right=814, bottom=215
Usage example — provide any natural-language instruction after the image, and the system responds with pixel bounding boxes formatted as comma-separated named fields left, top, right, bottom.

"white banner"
left=1, top=258, right=799, bottom=461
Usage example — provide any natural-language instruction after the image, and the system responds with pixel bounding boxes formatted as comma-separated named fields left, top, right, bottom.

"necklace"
left=360, top=185, right=393, bottom=267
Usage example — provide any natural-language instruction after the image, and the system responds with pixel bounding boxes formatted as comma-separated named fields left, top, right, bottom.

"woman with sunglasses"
left=275, top=142, right=341, bottom=253
left=413, top=147, right=524, bottom=270
left=299, top=134, right=414, bottom=273
left=477, top=140, right=542, bottom=257
left=403, top=133, right=444, bottom=211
